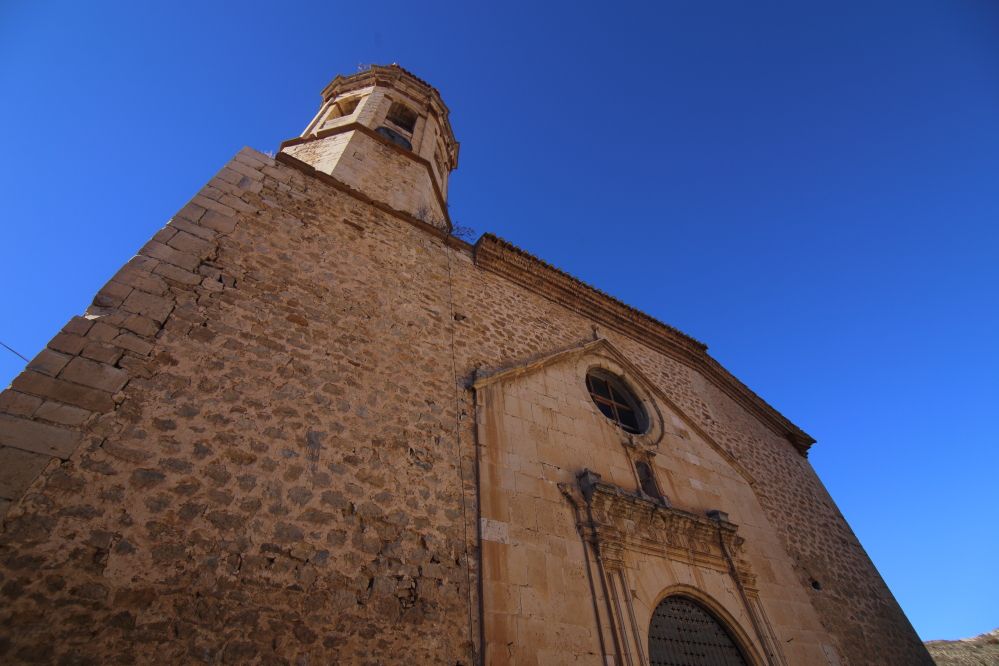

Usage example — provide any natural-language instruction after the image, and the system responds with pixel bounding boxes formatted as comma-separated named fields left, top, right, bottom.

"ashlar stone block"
left=0, top=445, right=53, bottom=499
left=11, top=371, right=114, bottom=412
left=0, top=390, right=43, bottom=418
left=121, top=290, right=174, bottom=323
left=34, top=401, right=92, bottom=426
left=0, top=413, right=80, bottom=459
left=27, top=349, right=72, bottom=377
left=59, top=357, right=129, bottom=393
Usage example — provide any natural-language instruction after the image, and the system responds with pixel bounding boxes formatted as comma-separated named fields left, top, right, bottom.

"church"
left=0, top=65, right=931, bottom=664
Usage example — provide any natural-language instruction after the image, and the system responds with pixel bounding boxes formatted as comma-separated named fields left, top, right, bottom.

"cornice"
left=473, top=234, right=815, bottom=455
left=321, top=64, right=441, bottom=106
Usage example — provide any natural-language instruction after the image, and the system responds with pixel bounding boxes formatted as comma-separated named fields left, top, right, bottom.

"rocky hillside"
left=925, top=627, right=999, bottom=665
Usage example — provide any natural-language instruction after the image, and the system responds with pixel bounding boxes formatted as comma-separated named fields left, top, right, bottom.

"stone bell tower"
left=280, top=64, right=459, bottom=231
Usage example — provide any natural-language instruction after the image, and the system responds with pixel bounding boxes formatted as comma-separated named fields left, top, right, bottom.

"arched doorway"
left=648, top=595, right=750, bottom=666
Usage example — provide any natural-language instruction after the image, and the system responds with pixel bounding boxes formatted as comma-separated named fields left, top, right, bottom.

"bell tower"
left=280, top=64, right=459, bottom=230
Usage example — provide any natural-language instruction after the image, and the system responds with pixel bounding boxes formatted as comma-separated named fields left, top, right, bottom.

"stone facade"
left=0, top=65, right=931, bottom=664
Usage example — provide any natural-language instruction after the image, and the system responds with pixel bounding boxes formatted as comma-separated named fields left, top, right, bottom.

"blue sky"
left=2, top=0, right=997, bottom=641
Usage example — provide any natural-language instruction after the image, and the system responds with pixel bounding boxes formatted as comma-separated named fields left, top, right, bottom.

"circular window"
left=586, top=370, right=648, bottom=434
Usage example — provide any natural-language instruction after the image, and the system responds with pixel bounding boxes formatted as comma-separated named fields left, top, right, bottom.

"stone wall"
left=0, top=146, right=931, bottom=664
left=0, top=149, right=474, bottom=664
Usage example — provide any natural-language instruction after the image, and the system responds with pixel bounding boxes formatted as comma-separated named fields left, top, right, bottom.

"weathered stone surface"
left=11, top=371, right=114, bottom=412
left=199, top=210, right=238, bottom=233
left=85, top=320, right=119, bottom=342
left=27, top=349, right=72, bottom=377
left=59, top=357, right=129, bottom=393
left=94, top=279, right=132, bottom=307
left=47, top=332, right=86, bottom=355
left=80, top=342, right=123, bottom=365
left=166, top=215, right=216, bottom=241
left=111, top=333, right=153, bottom=355
left=121, top=313, right=160, bottom=337
left=102, top=441, right=152, bottom=464
left=152, top=261, right=202, bottom=286
left=0, top=446, right=52, bottom=499
left=926, top=627, right=999, bottom=665
left=0, top=414, right=80, bottom=459
left=129, top=469, right=165, bottom=487
left=111, top=268, right=168, bottom=296
left=167, top=230, right=214, bottom=257
left=33, top=401, right=92, bottom=426
left=139, top=240, right=200, bottom=272
left=120, top=290, right=174, bottom=323
left=0, top=390, right=42, bottom=418
left=62, top=316, right=94, bottom=337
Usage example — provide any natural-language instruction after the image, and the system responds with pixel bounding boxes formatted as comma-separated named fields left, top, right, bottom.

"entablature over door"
left=575, top=469, right=757, bottom=593
left=570, top=469, right=788, bottom=666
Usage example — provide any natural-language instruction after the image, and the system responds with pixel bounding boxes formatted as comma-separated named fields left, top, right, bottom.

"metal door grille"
left=648, top=596, right=749, bottom=666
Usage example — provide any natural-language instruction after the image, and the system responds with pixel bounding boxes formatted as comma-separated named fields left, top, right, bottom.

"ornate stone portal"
left=473, top=339, right=854, bottom=664
left=568, top=470, right=787, bottom=666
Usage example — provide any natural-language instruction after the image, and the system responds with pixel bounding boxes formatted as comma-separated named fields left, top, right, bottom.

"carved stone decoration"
left=579, top=471, right=756, bottom=588
left=577, top=470, right=787, bottom=666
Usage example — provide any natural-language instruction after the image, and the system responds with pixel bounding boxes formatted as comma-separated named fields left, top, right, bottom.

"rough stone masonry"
left=0, top=65, right=932, bottom=664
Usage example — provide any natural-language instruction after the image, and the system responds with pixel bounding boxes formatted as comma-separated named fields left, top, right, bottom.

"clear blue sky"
left=2, top=0, right=997, bottom=642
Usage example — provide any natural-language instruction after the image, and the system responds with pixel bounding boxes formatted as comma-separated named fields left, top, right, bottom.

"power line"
left=0, top=341, right=29, bottom=363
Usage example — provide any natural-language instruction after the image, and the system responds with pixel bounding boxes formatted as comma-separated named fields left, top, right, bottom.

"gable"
left=472, top=337, right=756, bottom=492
